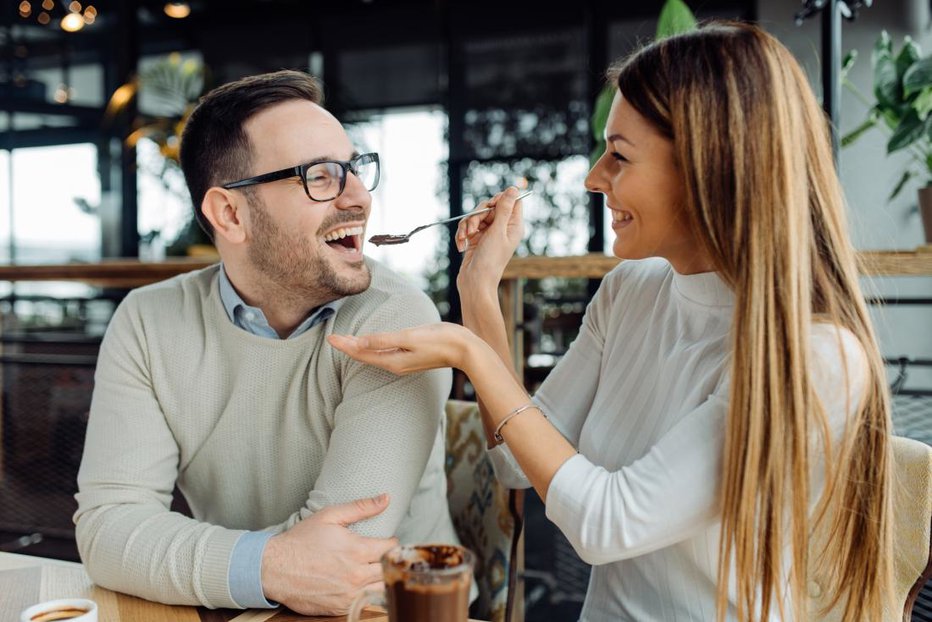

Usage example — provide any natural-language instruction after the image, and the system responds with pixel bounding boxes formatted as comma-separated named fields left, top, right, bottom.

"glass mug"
left=349, top=543, right=475, bottom=622
left=20, top=598, right=97, bottom=622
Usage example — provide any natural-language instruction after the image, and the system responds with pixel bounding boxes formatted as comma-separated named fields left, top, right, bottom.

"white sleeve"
left=543, top=392, right=728, bottom=566
left=542, top=324, right=868, bottom=568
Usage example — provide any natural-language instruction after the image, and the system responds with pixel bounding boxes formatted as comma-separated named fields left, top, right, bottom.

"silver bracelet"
left=493, top=403, right=544, bottom=443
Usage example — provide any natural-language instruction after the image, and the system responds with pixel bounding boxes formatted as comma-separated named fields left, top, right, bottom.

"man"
left=74, top=70, right=458, bottom=615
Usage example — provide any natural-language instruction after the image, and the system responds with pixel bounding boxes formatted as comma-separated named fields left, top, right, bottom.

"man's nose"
left=336, top=171, right=370, bottom=208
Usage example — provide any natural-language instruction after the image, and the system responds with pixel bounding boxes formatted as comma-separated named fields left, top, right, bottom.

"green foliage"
left=843, top=31, right=932, bottom=199
left=656, top=0, right=698, bottom=39
left=139, top=54, right=205, bottom=119
left=590, top=87, right=615, bottom=166
left=589, top=0, right=697, bottom=165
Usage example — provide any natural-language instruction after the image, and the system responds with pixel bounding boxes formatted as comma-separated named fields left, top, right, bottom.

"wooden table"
left=0, top=552, right=484, bottom=622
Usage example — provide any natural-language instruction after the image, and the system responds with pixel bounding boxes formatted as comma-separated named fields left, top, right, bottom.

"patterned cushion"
left=445, top=400, right=523, bottom=622
left=808, top=436, right=932, bottom=620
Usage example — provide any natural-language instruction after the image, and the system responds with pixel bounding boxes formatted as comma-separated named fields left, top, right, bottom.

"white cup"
left=20, top=598, right=97, bottom=622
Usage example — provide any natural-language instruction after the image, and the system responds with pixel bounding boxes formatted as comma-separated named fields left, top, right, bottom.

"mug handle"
left=347, top=588, right=386, bottom=622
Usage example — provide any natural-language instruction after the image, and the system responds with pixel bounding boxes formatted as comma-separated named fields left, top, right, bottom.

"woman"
left=330, top=22, right=893, bottom=621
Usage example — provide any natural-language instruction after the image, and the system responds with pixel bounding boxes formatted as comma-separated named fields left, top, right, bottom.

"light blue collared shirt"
left=218, top=265, right=342, bottom=339
left=218, top=264, right=343, bottom=608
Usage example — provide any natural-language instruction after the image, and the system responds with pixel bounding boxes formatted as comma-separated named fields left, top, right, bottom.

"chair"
left=893, top=436, right=932, bottom=620
left=444, top=400, right=524, bottom=622
left=808, top=436, right=932, bottom=621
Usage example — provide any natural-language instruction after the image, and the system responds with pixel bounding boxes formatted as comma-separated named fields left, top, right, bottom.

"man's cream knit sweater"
left=74, top=261, right=456, bottom=608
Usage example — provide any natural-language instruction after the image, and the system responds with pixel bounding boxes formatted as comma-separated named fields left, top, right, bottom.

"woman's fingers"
left=329, top=333, right=403, bottom=353
left=488, top=186, right=521, bottom=232
left=455, top=188, right=521, bottom=253
left=328, top=323, right=470, bottom=374
left=327, top=334, right=413, bottom=375
left=456, top=201, right=491, bottom=252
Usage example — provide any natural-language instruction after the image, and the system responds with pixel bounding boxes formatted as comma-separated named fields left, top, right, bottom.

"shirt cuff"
left=486, top=442, right=531, bottom=489
left=228, top=531, right=277, bottom=609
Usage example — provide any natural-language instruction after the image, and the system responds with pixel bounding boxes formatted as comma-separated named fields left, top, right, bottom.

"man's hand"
left=260, top=493, right=397, bottom=615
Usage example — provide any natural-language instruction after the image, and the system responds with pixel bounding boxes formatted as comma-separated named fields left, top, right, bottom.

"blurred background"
left=0, top=1, right=930, bottom=620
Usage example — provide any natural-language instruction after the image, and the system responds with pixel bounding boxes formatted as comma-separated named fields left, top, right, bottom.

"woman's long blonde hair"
left=612, top=22, right=893, bottom=621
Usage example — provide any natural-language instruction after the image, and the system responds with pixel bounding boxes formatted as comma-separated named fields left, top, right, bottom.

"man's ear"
left=202, top=187, right=247, bottom=244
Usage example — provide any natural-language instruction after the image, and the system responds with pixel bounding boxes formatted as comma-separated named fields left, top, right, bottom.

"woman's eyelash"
left=611, top=152, right=629, bottom=162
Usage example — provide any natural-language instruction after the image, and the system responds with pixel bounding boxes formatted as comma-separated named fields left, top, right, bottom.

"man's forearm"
left=75, top=502, right=245, bottom=608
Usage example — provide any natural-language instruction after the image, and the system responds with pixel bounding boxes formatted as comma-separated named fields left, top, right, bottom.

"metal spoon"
left=368, top=190, right=533, bottom=246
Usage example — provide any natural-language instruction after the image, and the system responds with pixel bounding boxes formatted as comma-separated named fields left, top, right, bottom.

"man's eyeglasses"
left=222, top=152, right=380, bottom=202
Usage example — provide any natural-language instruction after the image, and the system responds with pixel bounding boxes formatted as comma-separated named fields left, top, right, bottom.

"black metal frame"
left=222, top=152, right=380, bottom=202
left=794, top=0, right=873, bottom=161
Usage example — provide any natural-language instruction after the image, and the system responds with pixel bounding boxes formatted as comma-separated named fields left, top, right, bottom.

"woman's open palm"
left=327, top=323, right=476, bottom=376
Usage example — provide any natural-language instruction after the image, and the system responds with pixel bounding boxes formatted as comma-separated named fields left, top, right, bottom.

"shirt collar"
left=218, top=263, right=344, bottom=339
left=670, top=267, right=734, bottom=308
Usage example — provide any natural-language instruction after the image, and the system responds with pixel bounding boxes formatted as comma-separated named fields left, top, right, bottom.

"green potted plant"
left=104, top=54, right=215, bottom=257
left=843, top=31, right=932, bottom=246
left=590, top=0, right=697, bottom=165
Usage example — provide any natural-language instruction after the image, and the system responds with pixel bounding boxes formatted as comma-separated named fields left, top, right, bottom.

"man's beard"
left=246, top=196, right=371, bottom=301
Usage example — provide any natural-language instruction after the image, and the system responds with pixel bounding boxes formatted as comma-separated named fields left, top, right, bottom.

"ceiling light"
left=37, top=11, right=50, bottom=24
left=54, top=84, right=74, bottom=103
left=18, top=1, right=31, bottom=17
left=163, top=2, right=191, bottom=18
left=60, top=11, right=84, bottom=32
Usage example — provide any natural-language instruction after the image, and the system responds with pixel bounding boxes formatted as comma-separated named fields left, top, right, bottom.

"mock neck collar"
left=671, top=267, right=734, bottom=308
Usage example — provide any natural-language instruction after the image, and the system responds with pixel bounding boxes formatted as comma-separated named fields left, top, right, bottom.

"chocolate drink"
left=384, top=544, right=472, bottom=622
left=30, top=608, right=89, bottom=622
left=387, top=578, right=471, bottom=621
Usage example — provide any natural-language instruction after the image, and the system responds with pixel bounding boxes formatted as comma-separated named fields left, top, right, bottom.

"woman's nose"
left=584, top=159, right=605, bottom=194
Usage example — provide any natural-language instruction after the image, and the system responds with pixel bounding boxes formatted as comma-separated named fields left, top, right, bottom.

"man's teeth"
left=612, top=211, right=633, bottom=223
left=323, top=226, right=364, bottom=242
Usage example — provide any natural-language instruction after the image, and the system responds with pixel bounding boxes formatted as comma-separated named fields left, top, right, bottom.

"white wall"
left=757, top=0, right=932, bottom=390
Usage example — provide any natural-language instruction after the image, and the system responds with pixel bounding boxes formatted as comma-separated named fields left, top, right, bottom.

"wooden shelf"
left=498, top=248, right=932, bottom=380
left=502, top=248, right=932, bottom=280
left=0, top=258, right=215, bottom=289
left=857, top=248, right=932, bottom=276
left=0, top=248, right=926, bottom=291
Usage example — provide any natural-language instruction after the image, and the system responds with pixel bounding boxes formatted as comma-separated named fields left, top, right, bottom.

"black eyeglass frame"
left=221, top=152, right=380, bottom=202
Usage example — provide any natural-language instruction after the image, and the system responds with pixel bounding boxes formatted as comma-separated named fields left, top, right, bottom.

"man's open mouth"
left=323, top=225, right=364, bottom=254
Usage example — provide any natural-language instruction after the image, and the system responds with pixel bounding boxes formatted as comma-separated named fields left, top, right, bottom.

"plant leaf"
left=904, top=57, right=932, bottom=98
left=873, top=30, right=893, bottom=60
left=873, top=31, right=900, bottom=108
left=887, top=108, right=923, bottom=153
left=656, top=0, right=697, bottom=39
left=590, top=84, right=615, bottom=166
left=139, top=57, right=204, bottom=118
left=878, top=106, right=901, bottom=131
left=888, top=169, right=913, bottom=201
left=841, top=49, right=858, bottom=81
left=841, top=118, right=876, bottom=147
left=914, top=87, right=932, bottom=121
left=895, top=36, right=921, bottom=83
